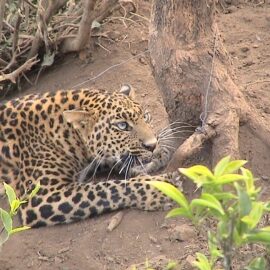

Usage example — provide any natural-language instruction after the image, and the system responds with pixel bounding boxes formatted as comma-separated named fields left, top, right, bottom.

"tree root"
left=167, top=125, right=216, bottom=171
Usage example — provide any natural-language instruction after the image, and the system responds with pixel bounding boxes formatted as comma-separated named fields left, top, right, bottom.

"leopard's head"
left=63, top=85, right=157, bottom=164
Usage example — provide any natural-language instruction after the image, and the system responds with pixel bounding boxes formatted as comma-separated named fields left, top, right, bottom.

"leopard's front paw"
left=129, top=166, right=148, bottom=177
left=166, top=170, right=183, bottom=191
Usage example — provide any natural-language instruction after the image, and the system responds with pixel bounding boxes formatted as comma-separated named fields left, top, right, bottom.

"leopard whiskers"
left=119, top=153, right=131, bottom=174
left=158, top=126, right=195, bottom=139
left=106, top=158, right=123, bottom=182
left=78, top=149, right=104, bottom=182
left=158, top=121, right=195, bottom=136
left=124, top=155, right=134, bottom=186
left=91, top=154, right=105, bottom=180
left=78, top=149, right=103, bottom=183
left=135, top=156, right=147, bottom=174
left=158, top=143, right=176, bottom=150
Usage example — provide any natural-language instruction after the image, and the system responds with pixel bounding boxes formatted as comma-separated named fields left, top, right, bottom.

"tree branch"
left=0, top=57, right=39, bottom=84
left=0, top=0, right=6, bottom=42
left=60, top=0, right=98, bottom=53
left=28, top=0, right=68, bottom=59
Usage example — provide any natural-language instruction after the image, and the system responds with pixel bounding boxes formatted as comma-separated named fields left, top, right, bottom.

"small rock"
left=243, top=61, right=254, bottom=67
left=149, top=235, right=158, bottom=244
left=264, top=108, right=270, bottom=114
left=224, top=0, right=232, bottom=4
left=227, top=6, right=237, bottom=13
left=261, top=175, right=269, bottom=181
left=106, top=256, right=115, bottom=263
left=58, top=247, right=70, bottom=254
left=169, top=224, right=196, bottom=242
left=138, top=57, right=148, bottom=65
left=54, top=256, right=63, bottom=264
left=253, top=44, right=259, bottom=48
left=181, top=255, right=196, bottom=270
left=240, top=47, right=249, bottom=53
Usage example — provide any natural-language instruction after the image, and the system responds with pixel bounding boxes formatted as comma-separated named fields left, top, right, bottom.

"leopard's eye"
left=144, top=111, right=151, bottom=123
left=115, top=121, right=129, bottom=131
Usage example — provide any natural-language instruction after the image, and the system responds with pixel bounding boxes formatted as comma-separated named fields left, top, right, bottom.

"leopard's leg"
left=19, top=172, right=181, bottom=227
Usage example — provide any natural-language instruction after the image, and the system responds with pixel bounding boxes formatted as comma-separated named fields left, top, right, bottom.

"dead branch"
left=60, top=0, right=98, bottom=53
left=12, top=0, right=23, bottom=54
left=0, top=58, right=8, bottom=67
left=0, top=0, right=6, bottom=42
left=95, top=0, right=118, bottom=22
left=0, top=57, right=39, bottom=84
left=28, top=0, right=68, bottom=59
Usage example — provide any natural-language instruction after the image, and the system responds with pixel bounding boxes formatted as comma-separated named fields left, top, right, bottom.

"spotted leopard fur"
left=0, top=86, right=178, bottom=227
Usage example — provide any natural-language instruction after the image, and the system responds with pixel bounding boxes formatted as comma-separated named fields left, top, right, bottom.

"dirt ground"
left=1, top=1, right=270, bottom=269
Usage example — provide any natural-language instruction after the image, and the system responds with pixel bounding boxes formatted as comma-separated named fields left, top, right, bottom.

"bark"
left=149, top=0, right=257, bottom=169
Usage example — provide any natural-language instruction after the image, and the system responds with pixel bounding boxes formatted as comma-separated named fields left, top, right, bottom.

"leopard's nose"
left=142, top=138, right=157, bottom=152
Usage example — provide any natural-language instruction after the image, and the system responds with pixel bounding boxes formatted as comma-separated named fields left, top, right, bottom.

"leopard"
left=0, top=85, right=179, bottom=228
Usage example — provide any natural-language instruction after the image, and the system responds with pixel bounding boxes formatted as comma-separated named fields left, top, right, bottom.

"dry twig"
left=0, top=57, right=39, bottom=84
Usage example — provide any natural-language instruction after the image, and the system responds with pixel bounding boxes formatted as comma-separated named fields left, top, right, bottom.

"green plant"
left=151, top=156, right=270, bottom=270
left=0, top=182, right=40, bottom=246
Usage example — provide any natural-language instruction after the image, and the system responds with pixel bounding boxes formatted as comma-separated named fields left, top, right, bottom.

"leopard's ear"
left=119, top=84, right=136, bottom=100
left=63, top=109, right=98, bottom=135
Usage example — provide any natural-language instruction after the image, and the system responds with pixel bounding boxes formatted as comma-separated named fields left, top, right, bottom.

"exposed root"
left=245, top=108, right=270, bottom=150
left=167, top=125, right=216, bottom=171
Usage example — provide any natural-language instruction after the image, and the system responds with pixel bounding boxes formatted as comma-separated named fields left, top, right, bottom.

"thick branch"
left=60, top=0, right=98, bottom=53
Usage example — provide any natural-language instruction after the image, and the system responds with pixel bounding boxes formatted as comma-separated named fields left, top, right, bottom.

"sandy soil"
left=1, top=1, right=270, bottom=269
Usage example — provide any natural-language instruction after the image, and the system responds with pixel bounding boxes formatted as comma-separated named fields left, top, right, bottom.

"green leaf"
left=244, top=230, right=270, bottom=244
left=0, top=228, right=9, bottom=246
left=212, top=192, right=237, bottom=201
left=192, top=253, right=211, bottom=270
left=213, top=156, right=231, bottom=177
left=10, top=199, right=22, bottom=216
left=150, top=181, right=190, bottom=211
left=28, top=182, right=40, bottom=198
left=241, top=202, right=264, bottom=229
left=179, top=168, right=210, bottom=185
left=245, top=257, right=267, bottom=270
left=223, top=160, right=247, bottom=174
left=4, top=183, right=17, bottom=207
left=166, top=207, right=191, bottom=219
left=236, top=183, right=252, bottom=217
left=216, top=174, right=247, bottom=184
left=208, top=231, right=222, bottom=262
left=185, top=165, right=214, bottom=179
left=0, top=208, right=12, bottom=234
left=191, top=193, right=225, bottom=216
left=10, top=226, right=30, bottom=235
left=166, top=261, right=178, bottom=270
